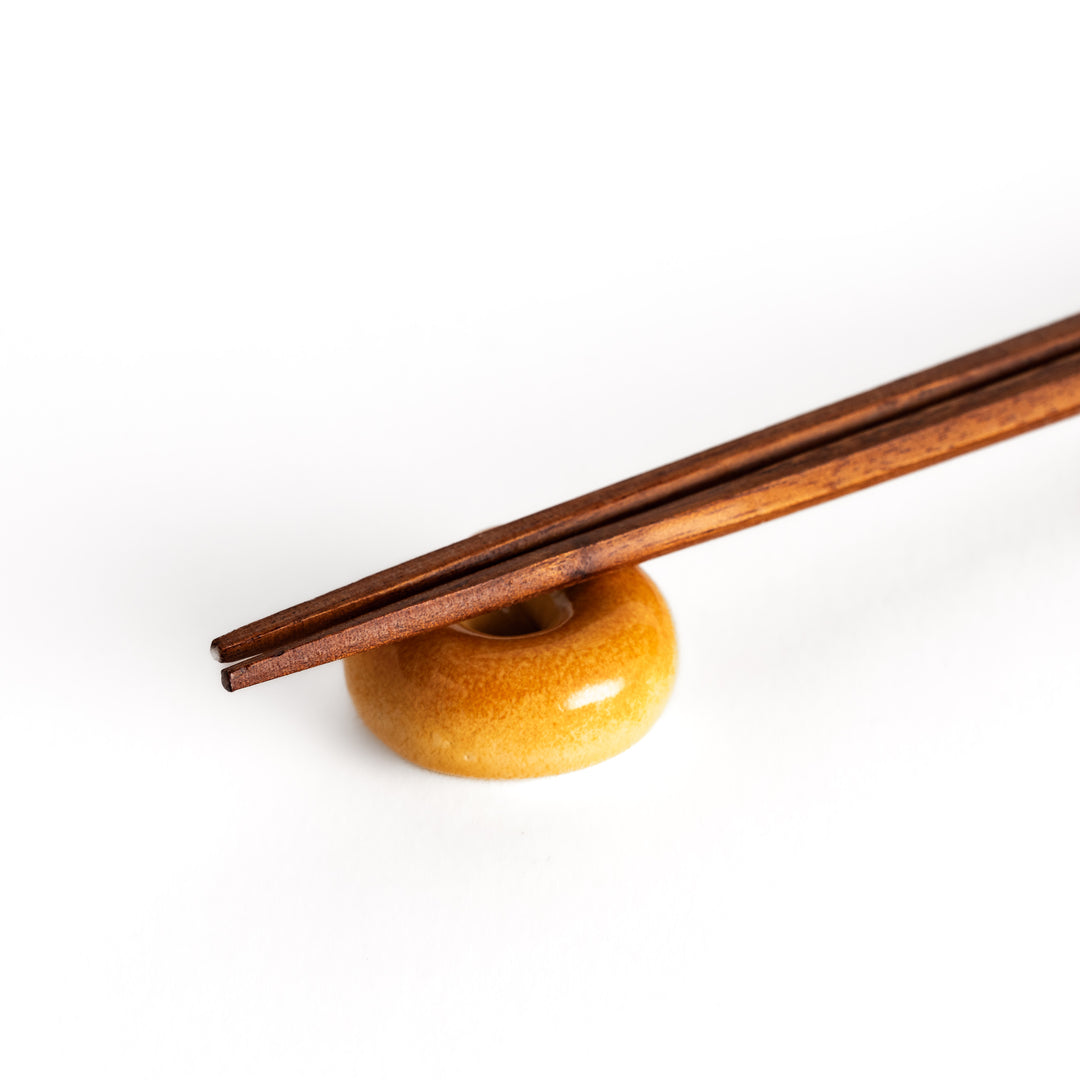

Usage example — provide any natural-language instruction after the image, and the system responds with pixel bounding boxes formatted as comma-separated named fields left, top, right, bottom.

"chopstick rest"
left=344, top=565, right=677, bottom=778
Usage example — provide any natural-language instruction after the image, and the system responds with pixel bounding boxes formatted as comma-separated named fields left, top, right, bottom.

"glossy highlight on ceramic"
left=344, top=565, right=677, bottom=778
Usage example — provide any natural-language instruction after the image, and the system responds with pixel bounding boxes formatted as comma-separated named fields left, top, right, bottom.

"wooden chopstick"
left=220, top=348, right=1080, bottom=691
left=212, top=311, right=1080, bottom=663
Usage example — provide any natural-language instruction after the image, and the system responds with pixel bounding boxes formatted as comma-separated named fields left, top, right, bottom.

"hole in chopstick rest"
left=452, top=591, right=574, bottom=638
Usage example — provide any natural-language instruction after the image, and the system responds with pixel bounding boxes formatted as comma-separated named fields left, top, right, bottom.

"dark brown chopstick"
left=220, top=348, right=1080, bottom=691
left=211, top=310, right=1080, bottom=663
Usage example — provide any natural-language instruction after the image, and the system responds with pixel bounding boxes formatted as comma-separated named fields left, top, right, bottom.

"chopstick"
left=220, top=347, right=1080, bottom=691
left=212, top=311, right=1080, bottom=663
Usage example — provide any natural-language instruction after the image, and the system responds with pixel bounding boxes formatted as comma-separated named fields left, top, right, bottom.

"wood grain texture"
left=211, top=310, right=1080, bottom=663
left=220, top=349, right=1080, bottom=691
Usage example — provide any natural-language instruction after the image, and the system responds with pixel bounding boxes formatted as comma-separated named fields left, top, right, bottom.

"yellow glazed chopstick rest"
left=344, top=565, right=677, bottom=778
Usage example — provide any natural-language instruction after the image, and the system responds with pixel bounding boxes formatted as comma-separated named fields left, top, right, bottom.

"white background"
left=2, top=2, right=1079, bottom=1077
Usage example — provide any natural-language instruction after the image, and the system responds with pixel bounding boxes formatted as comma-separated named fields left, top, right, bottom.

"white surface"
left=2, top=2, right=1079, bottom=1077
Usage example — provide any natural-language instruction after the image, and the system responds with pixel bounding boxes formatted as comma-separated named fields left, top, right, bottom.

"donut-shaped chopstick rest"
left=345, top=565, right=677, bottom=778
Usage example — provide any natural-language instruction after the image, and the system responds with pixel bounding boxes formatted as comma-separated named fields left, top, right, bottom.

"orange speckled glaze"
left=344, top=565, right=677, bottom=778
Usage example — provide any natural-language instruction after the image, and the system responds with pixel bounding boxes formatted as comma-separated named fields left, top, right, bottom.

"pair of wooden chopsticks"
left=214, top=312, right=1080, bottom=691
